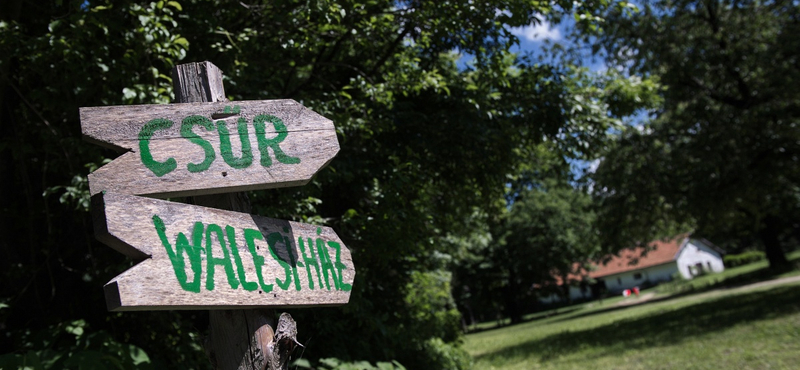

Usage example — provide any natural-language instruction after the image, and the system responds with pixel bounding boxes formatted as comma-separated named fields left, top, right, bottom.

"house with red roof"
left=540, top=234, right=725, bottom=303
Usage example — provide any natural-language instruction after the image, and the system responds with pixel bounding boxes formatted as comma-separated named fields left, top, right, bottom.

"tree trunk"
left=560, top=273, right=572, bottom=305
left=504, top=270, right=522, bottom=324
left=760, top=215, right=792, bottom=272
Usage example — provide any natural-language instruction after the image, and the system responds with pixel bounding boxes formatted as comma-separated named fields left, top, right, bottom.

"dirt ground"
left=614, top=274, right=800, bottom=307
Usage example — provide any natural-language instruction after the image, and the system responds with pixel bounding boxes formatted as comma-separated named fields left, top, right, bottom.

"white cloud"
left=510, top=20, right=561, bottom=42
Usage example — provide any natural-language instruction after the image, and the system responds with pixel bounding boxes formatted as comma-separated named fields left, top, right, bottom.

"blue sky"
left=509, top=17, right=563, bottom=45
left=509, top=17, right=610, bottom=72
left=457, top=16, right=608, bottom=73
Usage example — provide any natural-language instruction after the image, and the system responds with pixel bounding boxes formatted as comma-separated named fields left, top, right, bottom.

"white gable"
left=675, top=239, right=725, bottom=279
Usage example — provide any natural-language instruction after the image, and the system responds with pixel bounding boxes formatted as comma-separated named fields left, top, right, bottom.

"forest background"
left=1, top=0, right=798, bottom=369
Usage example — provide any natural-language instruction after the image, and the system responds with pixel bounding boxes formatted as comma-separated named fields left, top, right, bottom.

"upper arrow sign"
left=80, top=99, right=339, bottom=198
left=94, top=192, right=355, bottom=311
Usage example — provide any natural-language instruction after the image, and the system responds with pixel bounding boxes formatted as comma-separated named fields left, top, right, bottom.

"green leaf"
left=167, top=1, right=182, bottom=11
left=292, top=358, right=312, bottom=368
left=65, top=320, right=86, bottom=337
left=48, top=20, right=61, bottom=32
left=127, top=345, right=150, bottom=365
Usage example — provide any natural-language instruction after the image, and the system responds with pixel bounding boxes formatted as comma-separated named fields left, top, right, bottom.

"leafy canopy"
left=591, top=0, right=800, bottom=269
left=1, top=0, right=641, bottom=368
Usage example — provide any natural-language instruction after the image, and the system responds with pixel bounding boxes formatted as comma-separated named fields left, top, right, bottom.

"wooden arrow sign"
left=93, top=192, right=355, bottom=311
left=80, top=99, right=339, bottom=198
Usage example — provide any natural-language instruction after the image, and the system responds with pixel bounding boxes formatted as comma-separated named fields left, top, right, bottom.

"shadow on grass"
left=546, top=264, right=800, bottom=326
left=474, top=284, right=800, bottom=364
left=544, top=294, right=681, bottom=325
left=713, top=261, right=799, bottom=288
left=466, top=307, right=583, bottom=335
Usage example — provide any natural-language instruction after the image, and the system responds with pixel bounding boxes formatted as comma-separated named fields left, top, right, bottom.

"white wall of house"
left=538, top=238, right=725, bottom=304
left=569, top=285, right=591, bottom=301
left=538, top=294, right=559, bottom=304
left=640, top=261, right=680, bottom=285
left=539, top=262, right=680, bottom=303
left=538, top=285, right=591, bottom=304
left=600, top=261, right=679, bottom=293
left=675, top=239, right=725, bottom=279
left=600, top=272, right=630, bottom=293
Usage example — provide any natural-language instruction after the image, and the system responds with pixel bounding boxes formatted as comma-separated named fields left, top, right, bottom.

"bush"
left=293, top=357, right=407, bottom=370
left=404, top=270, right=463, bottom=343
left=400, top=270, right=471, bottom=369
left=0, top=320, right=181, bottom=370
left=724, top=251, right=766, bottom=268
left=656, top=273, right=691, bottom=295
left=419, top=338, right=473, bottom=370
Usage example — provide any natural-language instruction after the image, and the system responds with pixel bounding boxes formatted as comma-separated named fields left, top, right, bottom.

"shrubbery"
left=403, top=270, right=472, bottom=369
left=293, top=357, right=407, bottom=370
left=419, top=338, right=473, bottom=370
left=724, top=251, right=767, bottom=268
left=656, top=273, right=691, bottom=295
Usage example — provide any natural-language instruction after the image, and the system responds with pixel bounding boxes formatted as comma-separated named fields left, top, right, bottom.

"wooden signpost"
left=80, top=99, right=339, bottom=198
left=94, top=192, right=354, bottom=311
left=81, top=61, right=350, bottom=370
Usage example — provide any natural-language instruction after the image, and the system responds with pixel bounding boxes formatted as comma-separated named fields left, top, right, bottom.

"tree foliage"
left=453, top=147, right=601, bottom=324
left=591, top=0, right=800, bottom=270
left=1, top=0, right=637, bottom=369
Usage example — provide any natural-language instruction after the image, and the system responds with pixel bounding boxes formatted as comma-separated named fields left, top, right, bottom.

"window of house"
left=695, top=262, right=705, bottom=276
left=633, top=273, right=642, bottom=280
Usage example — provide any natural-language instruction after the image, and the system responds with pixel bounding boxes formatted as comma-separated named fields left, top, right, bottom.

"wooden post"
left=172, top=61, right=299, bottom=370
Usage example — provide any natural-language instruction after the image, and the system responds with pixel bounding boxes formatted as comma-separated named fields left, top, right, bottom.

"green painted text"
left=139, top=110, right=300, bottom=177
left=153, top=215, right=352, bottom=293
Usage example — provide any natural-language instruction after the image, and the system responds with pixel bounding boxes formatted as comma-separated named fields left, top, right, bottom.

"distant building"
left=539, top=234, right=725, bottom=304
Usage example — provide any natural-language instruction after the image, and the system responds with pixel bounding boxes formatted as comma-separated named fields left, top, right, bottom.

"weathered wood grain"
left=95, top=192, right=355, bottom=311
left=80, top=99, right=339, bottom=197
left=171, top=61, right=291, bottom=370
left=173, top=61, right=226, bottom=103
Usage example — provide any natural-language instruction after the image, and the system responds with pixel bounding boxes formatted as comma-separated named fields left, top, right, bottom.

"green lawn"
left=465, top=253, right=800, bottom=369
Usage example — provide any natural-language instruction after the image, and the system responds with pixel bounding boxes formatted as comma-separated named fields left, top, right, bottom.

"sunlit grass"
left=465, top=252, right=800, bottom=370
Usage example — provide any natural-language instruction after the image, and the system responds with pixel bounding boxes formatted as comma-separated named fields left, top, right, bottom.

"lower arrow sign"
left=93, top=192, right=355, bottom=311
